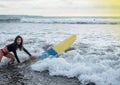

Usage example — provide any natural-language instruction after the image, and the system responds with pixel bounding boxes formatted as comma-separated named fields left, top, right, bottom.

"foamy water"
left=0, top=16, right=120, bottom=85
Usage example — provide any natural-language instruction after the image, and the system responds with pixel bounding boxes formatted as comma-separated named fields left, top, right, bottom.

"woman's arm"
left=13, top=50, right=20, bottom=63
left=23, top=47, right=32, bottom=57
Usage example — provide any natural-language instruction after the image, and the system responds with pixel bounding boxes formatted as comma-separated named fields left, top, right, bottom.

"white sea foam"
left=31, top=49, right=120, bottom=85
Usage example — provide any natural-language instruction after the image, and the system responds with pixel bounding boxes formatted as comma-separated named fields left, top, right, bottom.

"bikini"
left=0, top=48, right=8, bottom=56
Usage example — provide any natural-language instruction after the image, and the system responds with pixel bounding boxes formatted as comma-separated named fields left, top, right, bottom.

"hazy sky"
left=0, top=0, right=120, bottom=16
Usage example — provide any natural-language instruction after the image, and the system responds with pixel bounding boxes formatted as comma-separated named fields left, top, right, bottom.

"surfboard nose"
left=53, top=35, right=76, bottom=54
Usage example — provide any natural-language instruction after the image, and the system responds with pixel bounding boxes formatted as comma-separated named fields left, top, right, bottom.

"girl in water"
left=0, top=35, right=32, bottom=64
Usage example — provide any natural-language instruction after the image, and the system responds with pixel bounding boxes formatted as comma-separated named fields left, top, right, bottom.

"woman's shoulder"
left=7, top=43, right=17, bottom=47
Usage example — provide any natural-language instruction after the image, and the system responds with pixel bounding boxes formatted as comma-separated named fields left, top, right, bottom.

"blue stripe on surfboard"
left=39, top=48, right=58, bottom=60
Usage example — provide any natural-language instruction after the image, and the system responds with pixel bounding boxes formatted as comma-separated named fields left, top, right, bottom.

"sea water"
left=0, top=15, right=120, bottom=85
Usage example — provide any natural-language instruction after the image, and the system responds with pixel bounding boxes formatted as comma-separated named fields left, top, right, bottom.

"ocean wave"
left=0, top=18, right=20, bottom=22
left=0, top=15, right=120, bottom=24
left=20, top=17, right=120, bottom=24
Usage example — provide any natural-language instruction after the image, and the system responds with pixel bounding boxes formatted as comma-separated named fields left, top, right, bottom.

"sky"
left=0, top=0, right=120, bottom=16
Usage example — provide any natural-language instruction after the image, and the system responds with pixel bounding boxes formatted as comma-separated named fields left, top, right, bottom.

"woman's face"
left=16, top=38, right=22, bottom=45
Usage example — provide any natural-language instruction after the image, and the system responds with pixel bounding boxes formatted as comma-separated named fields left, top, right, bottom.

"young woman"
left=0, top=35, right=32, bottom=64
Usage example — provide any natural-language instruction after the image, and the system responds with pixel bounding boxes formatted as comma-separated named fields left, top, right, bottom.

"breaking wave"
left=0, top=15, right=120, bottom=24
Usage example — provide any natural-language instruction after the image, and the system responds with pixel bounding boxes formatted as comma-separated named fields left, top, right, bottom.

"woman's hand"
left=30, top=56, right=38, bottom=60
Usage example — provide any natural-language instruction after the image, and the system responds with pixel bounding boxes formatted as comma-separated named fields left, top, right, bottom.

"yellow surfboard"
left=53, top=35, right=76, bottom=54
left=40, top=35, right=76, bottom=60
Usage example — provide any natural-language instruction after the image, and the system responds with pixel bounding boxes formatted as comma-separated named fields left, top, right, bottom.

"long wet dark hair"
left=14, top=35, right=23, bottom=50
